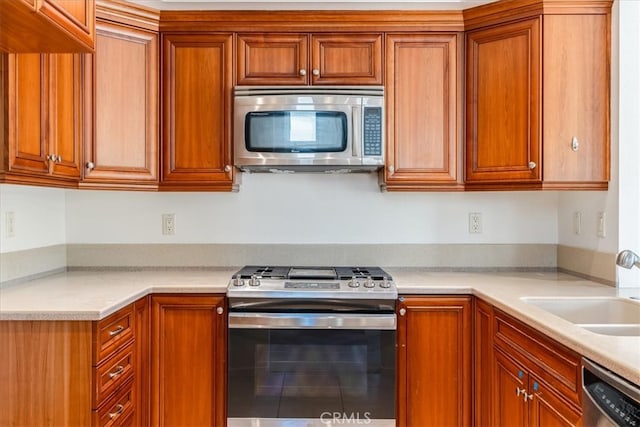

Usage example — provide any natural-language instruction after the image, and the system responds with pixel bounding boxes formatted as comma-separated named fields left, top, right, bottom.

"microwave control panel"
left=363, top=107, right=383, bottom=156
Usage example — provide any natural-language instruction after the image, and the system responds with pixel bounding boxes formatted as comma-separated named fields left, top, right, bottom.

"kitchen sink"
left=520, top=297, right=640, bottom=336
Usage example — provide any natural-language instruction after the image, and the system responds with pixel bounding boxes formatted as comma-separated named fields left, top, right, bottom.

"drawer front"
left=94, top=343, right=135, bottom=407
left=94, top=377, right=135, bottom=427
left=494, top=310, right=581, bottom=407
left=95, top=305, right=135, bottom=363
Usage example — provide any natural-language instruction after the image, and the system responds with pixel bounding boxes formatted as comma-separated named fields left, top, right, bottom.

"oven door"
left=227, top=312, right=396, bottom=427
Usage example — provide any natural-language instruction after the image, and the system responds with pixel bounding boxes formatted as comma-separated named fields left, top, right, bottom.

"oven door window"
left=245, top=111, right=348, bottom=153
left=228, top=328, right=395, bottom=420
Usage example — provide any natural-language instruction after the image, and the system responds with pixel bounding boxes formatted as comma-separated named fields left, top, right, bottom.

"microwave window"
left=245, top=111, right=348, bottom=153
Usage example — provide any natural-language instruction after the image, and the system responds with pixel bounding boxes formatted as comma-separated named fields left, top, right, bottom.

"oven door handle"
left=228, top=312, right=396, bottom=330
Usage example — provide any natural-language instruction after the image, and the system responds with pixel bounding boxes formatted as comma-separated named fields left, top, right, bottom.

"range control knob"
left=348, top=276, right=360, bottom=288
left=248, top=275, right=261, bottom=287
left=232, top=278, right=245, bottom=287
left=363, top=277, right=375, bottom=288
left=379, top=278, right=392, bottom=288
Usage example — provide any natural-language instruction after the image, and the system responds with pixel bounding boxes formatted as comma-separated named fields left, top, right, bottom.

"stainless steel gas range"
left=227, top=266, right=397, bottom=427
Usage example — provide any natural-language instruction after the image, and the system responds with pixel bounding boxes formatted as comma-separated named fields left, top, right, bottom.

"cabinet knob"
left=224, top=165, right=232, bottom=173
left=528, top=161, right=537, bottom=170
left=299, top=69, right=307, bottom=76
left=387, top=165, right=395, bottom=174
left=571, top=136, right=579, bottom=152
left=312, top=68, right=320, bottom=76
left=86, top=162, right=95, bottom=170
left=47, top=154, right=57, bottom=162
left=216, top=306, right=224, bottom=315
left=399, top=308, right=406, bottom=316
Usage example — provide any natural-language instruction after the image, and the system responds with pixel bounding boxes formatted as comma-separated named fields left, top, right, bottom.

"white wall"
left=0, top=184, right=67, bottom=253
left=65, top=174, right=558, bottom=244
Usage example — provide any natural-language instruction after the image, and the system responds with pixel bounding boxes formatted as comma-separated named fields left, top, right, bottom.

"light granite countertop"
left=0, top=268, right=638, bottom=385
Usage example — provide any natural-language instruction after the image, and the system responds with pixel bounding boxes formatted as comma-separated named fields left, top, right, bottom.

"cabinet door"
left=151, top=295, right=226, bottom=427
left=397, top=296, right=471, bottom=427
left=162, top=34, right=235, bottom=190
left=384, top=34, right=462, bottom=190
left=493, top=348, right=528, bottom=427
left=529, top=376, right=582, bottom=427
left=38, top=0, right=95, bottom=50
left=466, top=18, right=541, bottom=186
left=237, top=33, right=308, bottom=85
left=135, top=296, right=150, bottom=427
left=49, top=53, right=82, bottom=180
left=311, top=34, right=382, bottom=85
left=83, top=22, right=159, bottom=188
left=474, top=299, right=494, bottom=427
left=542, top=14, right=609, bottom=188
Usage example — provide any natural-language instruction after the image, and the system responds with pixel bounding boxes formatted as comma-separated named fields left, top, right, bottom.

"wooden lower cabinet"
left=397, top=296, right=472, bottom=427
left=474, top=298, right=494, bottom=427
left=151, top=294, right=226, bottom=427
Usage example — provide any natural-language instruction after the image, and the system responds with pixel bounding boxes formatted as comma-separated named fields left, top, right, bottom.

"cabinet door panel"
left=530, top=376, right=582, bottom=427
left=398, top=296, right=471, bottom=427
left=237, top=34, right=308, bottom=85
left=8, top=54, right=49, bottom=175
left=83, top=22, right=158, bottom=187
left=466, top=18, right=541, bottom=184
left=474, top=299, right=494, bottom=427
left=311, top=34, right=382, bottom=85
left=384, top=34, right=461, bottom=190
left=543, top=14, right=609, bottom=186
left=38, top=0, right=95, bottom=49
left=493, top=348, right=528, bottom=427
left=162, top=34, right=234, bottom=189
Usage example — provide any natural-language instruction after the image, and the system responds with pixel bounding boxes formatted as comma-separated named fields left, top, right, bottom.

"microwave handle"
left=352, top=105, right=362, bottom=158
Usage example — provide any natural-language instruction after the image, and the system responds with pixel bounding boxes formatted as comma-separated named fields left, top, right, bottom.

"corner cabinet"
left=397, top=296, right=472, bottom=427
left=465, top=4, right=611, bottom=190
left=81, top=4, right=159, bottom=190
left=382, top=33, right=463, bottom=191
left=151, top=294, right=227, bottom=427
left=0, top=52, right=82, bottom=187
left=161, top=34, right=236, bottom=191
left=236, top=33, right=383, bottom=86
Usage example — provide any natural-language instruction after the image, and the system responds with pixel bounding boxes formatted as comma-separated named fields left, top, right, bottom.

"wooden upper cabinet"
left=161, top=33, right=236, bottom=191
left=236, top=33, right=383, bottom=85
left=383, top=33, right=462, bottom=191
left=0, top=0, right=95, bottom=52
left=397, top=296, right=472, bottom=427
left=542, top=14, right=609, bottom=189
left=466, top=18, right=541, bottom=187
left=0, top=52, right=82, bottom=187
left=82, top=17, right=159, bottom=190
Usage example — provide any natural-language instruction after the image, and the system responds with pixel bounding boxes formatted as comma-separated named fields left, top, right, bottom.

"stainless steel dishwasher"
left=582, top=358, right=640, bottom=426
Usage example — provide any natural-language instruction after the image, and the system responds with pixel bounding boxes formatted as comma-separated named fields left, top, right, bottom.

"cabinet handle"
left=399, top=308, right=406, bottom=316
left=387, top=165, right=394, bottom=174
left=528, top=161, right=537, bottom=170
left=224, top=165, right=232, bottom=173
left=108, top=365, right=125, bottom=379
left=526, top=392, right=533, bottom=401
left=312, top=68, right=320, bottom=76
left=109, top=325, right=124, bottom=336
left=217, top=306, right=224, bottom=315
left=299, top=69, right=307, bottom=76
left=516, top=387, right=526, bottom=397
left=86, top=162, right=95, bottom=170
left=47, top=154, right=57, bottom=162
left=571, top=136, right=579, bottom=152
left=108, top=404, right=124, bottom=419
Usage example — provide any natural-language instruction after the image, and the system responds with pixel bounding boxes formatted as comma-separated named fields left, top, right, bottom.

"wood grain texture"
left=151, top=294, right=226, bottom=427
left=474, top=298, right=494, bottom=427
left=0, top=320, right=93, bottom=426
left=94, top=303, right=135, bottom=364
left=311, top=33, right=382, bottom=85
left=542, top=14, right=609, bottom=187
left=82, top=20, right=159, bottom=188
left=161, top=34, right=235, bottom=191
left=398, top=296, right=472, bottom=427
left=237, top=33, right=308, bottom=85
left=493, top=347, right=529, bottom=427
left=135, top=296, right=151, bottom=427
left=466, top=18, right=541, bottom=186
left=384, top=33, right=462, bottom=191
left=530, top=374, right=582, bottom=427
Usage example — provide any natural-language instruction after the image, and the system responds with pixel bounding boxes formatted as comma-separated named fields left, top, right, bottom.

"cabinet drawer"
left=494, top=310, right=581, bottom=406
left=93, top=377, right=135, bottom=427
left=94, top=342, right=135, bottom=407
left=94, top=304, right=135, bottom=363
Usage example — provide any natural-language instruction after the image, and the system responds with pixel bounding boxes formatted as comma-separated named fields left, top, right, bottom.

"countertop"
left=1, top=268, right=638, bottom=385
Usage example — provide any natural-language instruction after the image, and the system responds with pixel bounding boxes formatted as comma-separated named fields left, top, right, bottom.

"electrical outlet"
left=5, top=211, right=15, bottom=238
left=573, top=212, right=582, bottom=235
left=162, top=213, right=176, bottom=235
left=469, top=212, right=482, bottom=234
left=597, top=212, right=606, bottom=238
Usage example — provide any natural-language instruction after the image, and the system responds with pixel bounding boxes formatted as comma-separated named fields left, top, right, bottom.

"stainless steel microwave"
left=233, top=86, right=384, bottom=172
